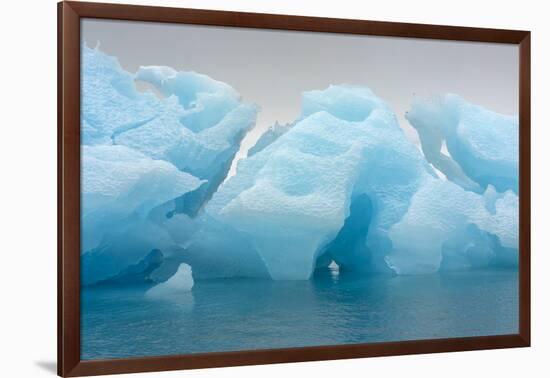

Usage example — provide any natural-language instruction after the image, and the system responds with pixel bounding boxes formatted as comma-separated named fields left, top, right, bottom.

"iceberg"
left=406, top=94, right=519, bottom=193
left=80, top=145, right=203, bottom=285
left=385, top=177, right=518, bottom=274
left=128, top=66, right=259, bottom=217
left=81, top=219, right=180, bottom=285
left=81, top=145, right=203, bottom=251
left=80, top=45, right=518, bottom=284
left=81, top=47, right=160, bottom=145
left=184, top=86, right=518, bottom=280
left=81, top=45, right=258, bottom=218
left=190, top=86, right=434, bottom=279
left=80, top=45, right=257, bottom=285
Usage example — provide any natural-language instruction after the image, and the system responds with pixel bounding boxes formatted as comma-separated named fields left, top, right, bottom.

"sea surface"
left=81, top=269, right=518, bottom=360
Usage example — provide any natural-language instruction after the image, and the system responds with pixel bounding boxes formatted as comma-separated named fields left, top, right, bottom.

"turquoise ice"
left=80, top=45, right=257, bottom=284
left=80, top=46, right=518, bottom=285
left=406, top=94, right=519, bottom=193
left=188, top=86, right=518, bottom=280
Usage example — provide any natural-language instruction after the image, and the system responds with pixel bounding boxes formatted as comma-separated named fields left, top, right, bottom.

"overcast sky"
left=82, top=19, right=518, bottom=168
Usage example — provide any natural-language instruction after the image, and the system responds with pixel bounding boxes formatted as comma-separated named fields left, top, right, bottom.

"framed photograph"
left=58, top=1, right=530, bottom=376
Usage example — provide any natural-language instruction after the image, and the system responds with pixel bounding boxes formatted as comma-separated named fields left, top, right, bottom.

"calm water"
left=81, top=269, right=518, bottom=360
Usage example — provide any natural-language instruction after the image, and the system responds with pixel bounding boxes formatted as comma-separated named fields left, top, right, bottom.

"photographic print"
left=78, top=16, right=521, bottom=362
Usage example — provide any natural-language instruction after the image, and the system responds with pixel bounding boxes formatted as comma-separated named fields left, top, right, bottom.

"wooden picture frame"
left=58, top=1, right=531, bottom=376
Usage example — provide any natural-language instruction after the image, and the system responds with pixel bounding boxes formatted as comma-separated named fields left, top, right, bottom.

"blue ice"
left=80, top=45, right=256, bottom=284
left=81, top=46, right=518, bottom=285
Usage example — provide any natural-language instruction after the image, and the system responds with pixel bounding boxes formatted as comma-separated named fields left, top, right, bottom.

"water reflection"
left=81, top=269, right=518, bottom=360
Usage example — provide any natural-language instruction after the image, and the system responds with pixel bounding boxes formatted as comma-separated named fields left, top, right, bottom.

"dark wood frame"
left=58, top=1, right=531, bottom=376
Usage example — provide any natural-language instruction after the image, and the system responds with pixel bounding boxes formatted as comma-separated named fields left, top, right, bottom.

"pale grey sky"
left=82, top=19, right=518, bottom=168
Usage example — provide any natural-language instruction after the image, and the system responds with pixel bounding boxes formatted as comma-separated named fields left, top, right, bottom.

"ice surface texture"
left=81, top=46, right=518, bottom=285
left=80, top=45, right=256, bottom=284
left=192, top=87, right=518, bottom=279
left=406, top=94, right=519, bottom=193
